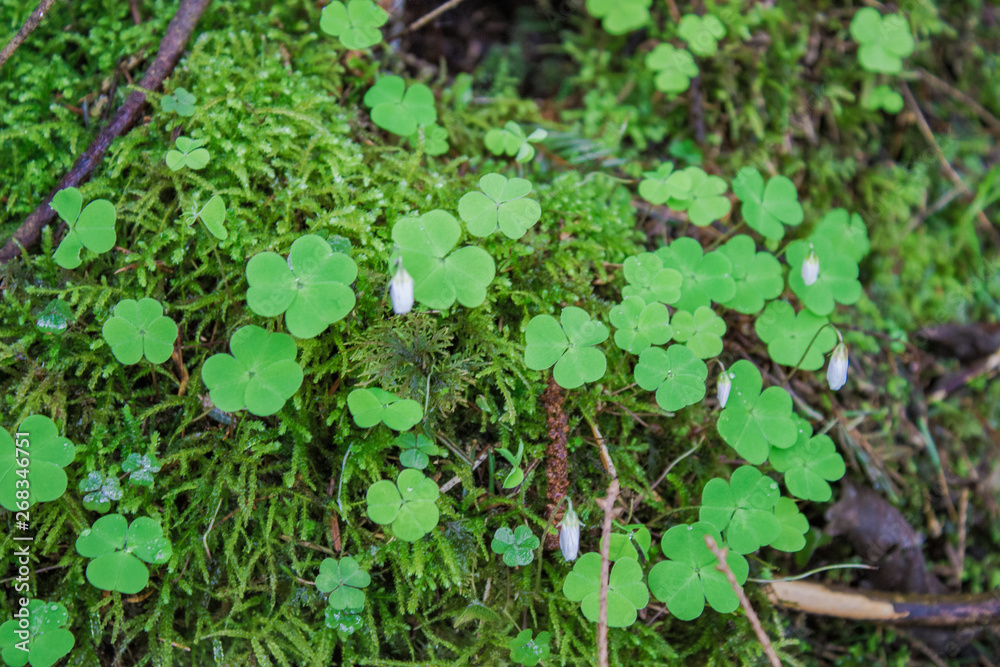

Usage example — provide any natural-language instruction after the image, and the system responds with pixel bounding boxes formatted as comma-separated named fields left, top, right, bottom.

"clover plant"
left=165, top=136, right=210, bottom=171
left=786, top=234, right=862, bottom=316
left=634, top=344, right=708, bottom=412
left=50, top=187, right=116, bottom=270
left=732, top=167, right=803, bottom=240
left=585, top=0, right=651, bottom=35
left=394, top=433, right=441, bottom=469
left=717, top=234, right=783, bottom=314
left=754, top=300, right=837, bottom=370
left=769, top=417, right=846, bottom=502
left=608, top=296, right=671, bottom=354
left=770, top=497, right=810, bottom=552
left=363, top=76, right=437, bottom=137
left=621, top=253, right=682, bottom=306
left=671, top=306, right=725, bottom=359
left=607, top=524, right=651, bottom=563
left=664, top=167, right=731, bottom=226
left=638, top=162, right=692, bottom=206
left=0, top=600, right=75, bottom=667
left=316, top=557, right=371, bottom=610
left=348, top=388, right=423, bottom=431
left=491, top=525, right=540, bottom=567
left=0, top=416, right=76, bottom=511
left=850, top=8, right=915, bottom=74
left=864, top=84, right=904, bottom=113
left=246, top=234, right=358, bottom=338
left=496, top=440, right=526, bottom=489
left=509, top=629, right=551, bottom=667
left=813, top=208, right=870, bottom=263
left=102, top=298, right=178, bottom=365
left=161, top=87, right=196, bottom=116
left=201, top=325, right=304, bottom=416
left=699, top=465, right=781, bottom=554
left=408, top=123, right=449, bottom=156
left=186, top=194, right=227, bottom=240
left=366, top=468, right=440, bottom=542
left=484, top=121, right=547, bottom=163
left=75, top=514, right=172, bottom=594
left=562, top=552, right=649, bottom=627
left=122, top=453, right=161, bottom=487
left=716, top=360, right=797, bottom=464
left=325, top=608, right=364, bottom=634
left=655, top=237, right=735, bottom=311
left=458, top=174, right=541, bottom=239
left=35, top=299, right=74, bottom=334
left=645, top=45, right=698, bottom=97
left=524, top=307, right=609, bottom=389
left=319, top=0, right=388, bottom=50
left=678, top=14, right=726, bottom=57
left=78, top=471, right=123, bottom=514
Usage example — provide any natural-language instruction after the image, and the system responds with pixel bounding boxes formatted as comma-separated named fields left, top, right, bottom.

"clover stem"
left=706, top=221, right=745, bottom=251
left=337, top=444, right=353, bottom=521
left=786, top=323, right=839, bottom=383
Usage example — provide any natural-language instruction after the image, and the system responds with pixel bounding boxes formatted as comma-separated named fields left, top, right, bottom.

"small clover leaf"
left=787, top=235, right=862, bottom=316
left=365, top=468, right=440, bottom=542
left=671, top=306, right=725, bottom=359
left=121, top=453, right=161, bottom=487
left=0, top=416, right=76, bottom=511
left=769, top=417, right=846, bottom=502
left=319, top=0, right=388, bottom=50
left=638, top=162, right=692, bottom=206
left=732, top=167, right=804, bottom=240
left=621, top=253, right=682, bottom=305
left=585, top=0, right=651, bottom=35
left=608, top=524, right=652, bottom=563
left=509, top=629, right=551, bottom=667
left=670, top=167, right=731, bottom=226
left=316, top=557, right=371, bottom=610
left=394, top=433, right=441, bottom=469
left=165, top=136, right=209, bottom=171
left=78, top=471, right=123, bottom=514
left=678, top=14, right=726, bottom=57
left=524, top=307, right=609, bottom=389
left=716, top=360, right=797, bottom=464
left=813, top=208, right=870, bottom=263
left=391, top=210, right=496, bottom=309
left=491, top=525, right=540, bottom=567
left=864, top=84, right=904, bottom=113
left=161, top=87, right=196, bottom=116
left=75, top=514, right=172, bottom=594
left=246, top=234, right=358, bottom=339
left=347, top=388, right=423, bottom=431
left=0, top=600, right=75, bottom=667
left=770, top=497, right=810, bottom=553
left=717, top=234, right=783, bottom=314
left=186, top=194, right=227, bottom=240
left=102, top=298, right=178, bottom=365
left=202, top=325, right=304, bottom=416
left=699, top=465, right=781, bottom=554
left=408, top=123, right=450, bottom=156
left=50, top=187, right=117, bottom=270
left=363, top=76, right=437, bottom=136
left=484, top=121, right=547, bottom=163
left=609, top=296, right=672, bottom=354
left=563, top=552, right=649, bottom=627
left=634, top=344, right=708, bottom=412
left=325, top=607, right=364, bottom=634
left=645, top=45, right=698, bottom=96
left=648, top=522, right=748, bottom=620
left=655, top=237, right=736, bottom=311
left=754, top=300, right=837, bottom=370
left=496, top=440, right=526, bottom=489
left=850, top=8, right=915, bottom=74
left=458, top=174, right=541, bottom=239
left=35, top=299, right=74, bottom=334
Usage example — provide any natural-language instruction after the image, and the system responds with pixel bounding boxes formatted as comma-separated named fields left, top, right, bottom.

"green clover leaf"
left=246, top=234, right=358, bottom=339
left=101, top=298, right=178, bottom=365
left=509, top=629, right=551, bottom=667
left=319, top=0, right=388, bottom=50
left=484, top=121, right=547, bottom=163
left=524, top=307, right=609, bottom=389
left=121, top=453, right=161, bottom=487
left=608, top=524, right=652, bottom=563
left=161, top=87, right=196, bottom=116
left=35, top=299, right=74, bottom=334
left=394, top=433, right=441, bottom=469
left=621, top=253, right=683, bottom=305
left=363, top=76, right=437, bottom=136
left=78, top=471, right=123, bottom=514
left=391, top=210, right=496, bottom=310
left=671, top=306, right=725, bottom=359
left=638, top=162, right=693, bottom=206
left=754, top=300, right=837, bottom=370
left=669, top=167, right=731, bottom=226
left=408, top=123, right=450, bottom=156
left=849, top=8, right=914, bottom=74
left=609, top=296, right=671, bottom=354
left=315, top=557, right=372, bottom=610
left=634, top=344, right=708, bottom=411
left=186, top=194, right=227, bottom=240
left=563, top=552, right=649, bottom=627
left=716, top=360, right=797, bottom=464
left=717, top=234, right=783, bottom=314
left=201, top=325, right=304, bottom=417
left=50, top=187, right=117, bottom=270
left=732, top=167, right=804, bottom=240
left=678, top=14, right=726, bottom=57
left=348, top=388, right=423, bottom=431
left=325, top=607, right=363, bottom=634
left=458, top=173, right=541, bottom=239
left=787, top=235, right=862, bottom=316
left=365, top=468, right=440, bottom=542
left=769, top=497, right=809, bottom=553
left=645, top=45, right=698, bottom=96
left=491, top=525, right=540, bottom=567
left=165, top=136, right=209, bottom=171
left=0, top=416, right=76, bottom=511
left=864, top=84, right=904, bottom=114
left=655, top=237, right=735, bottom=311
left=75, top=514, right=172, bottom=594
left=585, top=0, right=651, bottom=35
left=648, top=522, right=748, bottom=620
left=0, top=600, right=75, bottom=667
left=813, top=208, right=870, bottom=264
left=699, top=465, right=781, bottom=554
left=769, top=417, right=846, bottom=502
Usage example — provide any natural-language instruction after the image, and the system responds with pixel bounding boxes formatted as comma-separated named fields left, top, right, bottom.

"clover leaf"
left=165, top=136, right=209, bottom=171
left=717, top=234, right=783, bottom=314
left=365, top=468, right=440, bottom=542
left=638, top=162, right=692, bottom=206
left=121, top=453, right=161, bottom=487
left=671, top=306, right=725, bottom=359
left=769, top=417, right=846, bottom=502
left=850, top=8, right=914, bottom=74
left=391, top=210, right=496, bottom=310
left=394, top=433, right=441, bottom=469
left=0, top=416, right=76, bottom=511
left=732, top=167, right=803, bottom=240
left=509, top=629, right=551, bottom=667
left=699, top=465, right=781, bottom=554
left=645, top=45, right=698, bottom=97
left=648, top=522, right=748, bottom=620
left=186, top=194, right=227, bottom=240
left=678, top=14, right=726, bottom=57
left=316, top=557, right=372, bottom=610
left=161, top=87, right=196, bottom=116
left=101, top=298, right=178, bottom=365
left=563, top=552, right=649, bottom=627
left=319, top=0, right=388, bottom=50
left=246, top=234, right=358, bottom=339
left=813, top=208, right=870, bottom=264
left=769, top=497, right=809, bottom=553
left=585, top=0, right=651, bottom=35
left=484, top=121, right=547, bottom=163
left=202, top=325, right=304, bottom=416
left=716, top=360, right=797, bottom=464
left=325, top=607, right=363, bottom=634
left=75, top=514, right=172, bottom=594
left=78, top=471, right=123, bottom=514
left=669, top=167, right=731, bottom=226
left=35, top=299, right=74, bottom=334
left=50, top=187, right=116, bottom=270
left=864, top=84, right=904, bottom=114
left=655, top=237, right=735, bottom=311
left=634, top=344, right=708, bottom=412
left=458, top=174, right=541, bottom=239
left=363, top=76, right=437, bottom=137
left=524, top=307, right=609, bottom=389
left=621, top=253, right=682, bottom=305
left=787, top=234, right=862, bottom=316
left=754, top=300, right=837, bottom=370
left=609, top=296, right=671, bottom=354
left=408, top=123, right=450, bottom=156
left=347, top=388, right=423, bottom=431
left=608, top=524, right=651, bottom=563
left=491, top=525, right=540, bottom=567
left=0, top=600, right=75, bottom=667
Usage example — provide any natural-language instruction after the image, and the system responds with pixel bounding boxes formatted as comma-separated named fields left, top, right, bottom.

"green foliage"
left=608, top=296, right=672, bottom=353
left=524, top=307, right=609, bottom=389
left=458, top=174, right=541, bottom=239
left=316, top=557, right=372, bottom=610
left=165, top=136, right=210, bottom=171
left=678, top=14, right=726, bottom=57
left=699, top=465, right=781, bottom=554
left=75, top=514, right=172, bottom=594
left=78, top=470, right=123, bottom=513
left=638, top=162, right=691, bottom=206
left=670, top=306, right=725, bottom=359
left=185, top=194, right=227, bottom=240
left=347, top=388, right=423, bottom=430
left=49, top=187, right=116, bottom=270
left=655, top=237, right=735, bottom=311
left=101, top=298, right=178, bottom=365
left=645, top=45, right=698, bottom=96
left=665, top=167, right=732, bottom=226
left=508, top=629, right=551, bottom=667
left=121, top=453, right=161, bottom=487
left=769, top=497, right=809, bottom=552
left=585, top=0, right=651, bottom=35
left=490, top=525, right=540, bottom=566
left=0, top=600, right=75, bottom=667
left=0, top=416, right=75, bottom=511
left=864, top=84, right=905, bottom=113
left=161, top=87, right=197, bottom=116
left=408, top=123, right=450, bottom=156
left=394, top=432, right=441, bottom=469
left=717, top=235, right=783, bottom=314
left=563, top=553, right=649, bottom=627
left=813, top=209, right=871, bottom=264
left=363, top=76, right=437, bottom=136
left=754, top=300, right=837, bottom=370
left=319, top=0, right=388, bottom=50
left=495, top=440, right=526, bottom=488
left=716, top=360, right=797, bottom=464
left=365, top=468, right=440, bottom=542
left=483, top=121, right=547, bottom=163
left=34, top=299, right=74, bottom=334
left=634, top=344, right=708, bottom=412
left=607, top=524, right=652, bottom=562
left=770, top=417, right=846, bottom=502
left=621, top=253, right=682, bottom=305
left=732, top=167, right=803, bottom=240
left=850, top=8, right=915, bottom=74
left=787, top=235, right=863, bottom=316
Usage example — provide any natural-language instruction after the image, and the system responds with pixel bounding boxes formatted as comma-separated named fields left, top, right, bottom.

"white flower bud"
left=717, top=371, right=731, bottom=408
left=827, top=343, right=849, bottom=391
left=802, top=249, right=820, bottom=286
left=389, top=261, right=414, bottom=314
left=559, top=499, right=581, bottom=562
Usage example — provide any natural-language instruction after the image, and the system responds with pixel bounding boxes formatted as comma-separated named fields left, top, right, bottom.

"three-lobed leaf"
left=678, top=14, right=726, bottom=57
left=491, top=525, right=540, bottom=567
left=347, top=388, right=423, bottom=431
left=850, top=8, right=914, bottom=74
left=716, top=360, right=797, bottom=464
left=786, top=235, right=862, bottom=316
left=50, top=187, right=117, bottom=269
left=458, top=174, right=541, bottom=239
left=395, top=433, right=441, bottom=469
left=655, top=237, right=735, bottom=311
left=645, top=45, right=698, bottom=96
left=0, top=416, right=76, bottom=511
left=363, top=76, right=437, bottom=136
left=75, top=514, right=172, bottom=594
left=608, top=296, right=671, bottom=354
left=508, top=629, right=551, bottom=667
left=165, top=136, right=209, bottom=171
left=102, top=298, right=178, bottom=365
left=524, top=307, right=609, bottom=389
left=319, top=0, right=388, bottom=50
left=717, top=234, right=783, bottom=314
left=634, top=344, right=707, bottom=411
left=769, top=417, right=846, bottom=502
left=0, top=600, right=75, bottom=667
left=671, top=306, right=725, bottom=359
left=563, top=552, right=649, bottom=627
left=585, top=0, right=651, bottom=35
left=484, top=121, right=547, bottom=163
left=699, top=465, right=782, bottom=554
left=315, top=556, right=372, bottom=610
left=732, top=167, right=803, bottom=240
left=365, top=468, right=440, bottom=541
left=754, top=300, right=837, bottom=370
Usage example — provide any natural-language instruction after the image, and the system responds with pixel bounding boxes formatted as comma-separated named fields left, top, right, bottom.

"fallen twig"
left=0, top=0, right=58, bottom=70
left=388, top=0, right=469, bottom=39
left=591, top=419, right=619, bottom=667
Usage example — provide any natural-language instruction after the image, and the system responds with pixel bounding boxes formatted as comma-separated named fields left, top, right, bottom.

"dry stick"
left=0, top=0, right=58, bottom=70
left=917, top=68, right=1000, bottom=135
left=0, top=0, right=214, bottom=265
left=704, top=535, right=782, bottom=667
left=388, top=0, right=469, bottom=39
left=589, top=420, right=619, bottom=667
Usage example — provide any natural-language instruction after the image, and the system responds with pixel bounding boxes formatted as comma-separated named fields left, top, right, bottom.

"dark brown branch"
left=542, top=377, right=569, bottom=549
left=0, top=0, right=58, bottom=71
left=0, top=0, right=213, bottom=265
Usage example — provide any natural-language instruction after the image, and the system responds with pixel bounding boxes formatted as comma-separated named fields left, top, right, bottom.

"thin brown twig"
left=129, top=0, right=143, bottom=24
left=590, top=419, right=619, bottom=667
left=0, top=0, right=58, bottom=70
left=917, top=68, right=1000, bottom=135
left=388, top=0, right=468, bottom=40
